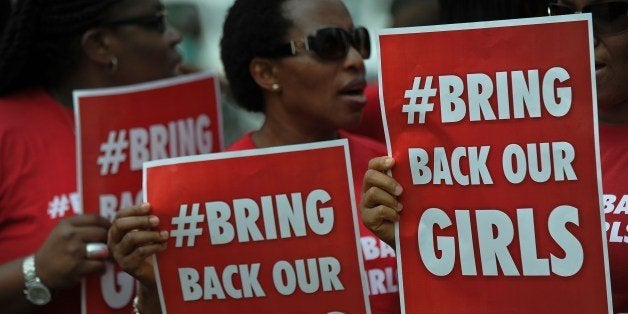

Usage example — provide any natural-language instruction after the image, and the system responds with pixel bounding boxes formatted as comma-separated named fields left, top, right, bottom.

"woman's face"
left=558, top=0, right=628, bottom=122
left=273, top=0, right=367, bottom=132
left=104, top=0, right=182, bottom=85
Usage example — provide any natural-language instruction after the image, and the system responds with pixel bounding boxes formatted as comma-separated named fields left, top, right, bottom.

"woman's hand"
left=35, top=214, right=111, bottom=289
left=107, top=203, right=167, bottom=288
left=360, top=156, right=403, bottom=248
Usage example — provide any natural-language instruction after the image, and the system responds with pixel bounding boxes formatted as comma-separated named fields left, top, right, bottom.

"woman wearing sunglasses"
left=361, top=0, right=628, bottom=312
left=0, top=0, right=182, bottom=313
left=223, top=0, right=399, bottom=313
left=108, top=0, right=400, bottom=313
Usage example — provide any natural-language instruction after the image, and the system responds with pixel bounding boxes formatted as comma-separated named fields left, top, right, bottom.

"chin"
left=339, top=114, right=363, bottom=130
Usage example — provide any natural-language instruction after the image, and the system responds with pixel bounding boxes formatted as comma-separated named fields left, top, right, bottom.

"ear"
left=249, top=57, right=280, bottom=92
left=80, top=28, right=116, bottom=68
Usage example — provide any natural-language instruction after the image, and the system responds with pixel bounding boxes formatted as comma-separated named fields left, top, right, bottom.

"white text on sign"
left=97, top=114, right=213, bottom=176
left=170, top=189, right=334, bottom=247
left=408, top=142, right=577, bottom=186
left=178, top=257, right=344, bottom=301
left=402, top=67, right=572, bottom=124
left=418, top=206, right=583, bottom=277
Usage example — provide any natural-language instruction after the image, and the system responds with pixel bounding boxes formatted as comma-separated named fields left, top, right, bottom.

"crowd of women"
left=0, top=0, right=625, bottom=313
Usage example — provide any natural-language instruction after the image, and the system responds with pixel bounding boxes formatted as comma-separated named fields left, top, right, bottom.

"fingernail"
left=396, top=202, right=403, bottom=211
left=384, top=157, right=393, bottom=167
left=149, top=216, right=159, bottom=226
left=394, top=185, right=403, bottom=196
left=141, top=203, right=150, bottom=211
left=160, top=231, right=169, bottom=239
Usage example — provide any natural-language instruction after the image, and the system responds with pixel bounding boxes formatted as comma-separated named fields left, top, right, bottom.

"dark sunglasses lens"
left=353, top=27, right=371, bottom=59
left=146, top=14, right=167, bottom=32
left=547, top=3, right=574, bottom=16
left=589, top=2, right=628, bottom=35
left=312, top=28, right=349, bottom=60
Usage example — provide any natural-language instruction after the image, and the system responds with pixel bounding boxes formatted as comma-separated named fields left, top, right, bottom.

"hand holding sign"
left=360, top=156, right=403, bottom=248
left=37, top=215, right=111, bottom=288
left=108, top=203, right=167, bottom=288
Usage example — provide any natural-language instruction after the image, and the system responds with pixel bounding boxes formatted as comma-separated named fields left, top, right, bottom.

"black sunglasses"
left=272, top=26, right=371, bottom=61
left=547, top=1, right=628, bottom=35
left=101, top=11, right=168, bottom=33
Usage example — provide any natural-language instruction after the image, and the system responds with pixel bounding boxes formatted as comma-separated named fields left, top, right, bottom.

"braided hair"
left=0, top=0, right=122, bottom=95
left=220, top=0, right=292, bottom=112
left=0, top=1, right=10, bottom=33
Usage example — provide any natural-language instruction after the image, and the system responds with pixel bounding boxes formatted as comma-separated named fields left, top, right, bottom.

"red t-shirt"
left=0, top=89, right=81, bottom=313
left=600, top=124, right=628, bottom=312
left=228, top=131, right=401, bottom=314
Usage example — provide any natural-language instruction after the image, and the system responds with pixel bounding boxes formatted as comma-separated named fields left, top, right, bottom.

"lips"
left=595, top=60, right=606, bottom=71
left=338, top=78, right=368, bottom=109
left=339, top=77, right=367, bottom=95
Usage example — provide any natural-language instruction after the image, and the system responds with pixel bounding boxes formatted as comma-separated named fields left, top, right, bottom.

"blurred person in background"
left=164, top=0, right=264, bottom=146
left=0, top=0, right=182, bottom=312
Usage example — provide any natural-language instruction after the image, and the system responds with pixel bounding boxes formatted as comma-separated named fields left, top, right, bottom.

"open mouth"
left=339, top=88, right=365, bottom=96
left=339, top=78, right=367, bottom=96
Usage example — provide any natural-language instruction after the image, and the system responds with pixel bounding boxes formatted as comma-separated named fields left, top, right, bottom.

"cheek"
left=285, top=66, right=337, bottom=99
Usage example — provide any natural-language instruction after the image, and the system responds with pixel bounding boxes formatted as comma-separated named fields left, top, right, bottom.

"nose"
left=166, top=24, right=183, bottom=47
left=344, top=45, right=366, bottom=74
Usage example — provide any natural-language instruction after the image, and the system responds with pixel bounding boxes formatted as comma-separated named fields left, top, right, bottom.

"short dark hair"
left=220, top=0, right=292, bottom=112
left=0, top=0, right=121, bottom=95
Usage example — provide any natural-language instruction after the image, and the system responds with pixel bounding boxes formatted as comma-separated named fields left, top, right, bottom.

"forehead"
left=282, top=0, right=354, bottom=36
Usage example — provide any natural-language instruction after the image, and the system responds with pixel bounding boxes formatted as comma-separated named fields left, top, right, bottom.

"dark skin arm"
left=0, top=214, right=110, bottom=313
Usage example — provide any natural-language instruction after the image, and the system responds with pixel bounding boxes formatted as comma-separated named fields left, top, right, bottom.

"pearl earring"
left=271, top=83, right=281, bottom=91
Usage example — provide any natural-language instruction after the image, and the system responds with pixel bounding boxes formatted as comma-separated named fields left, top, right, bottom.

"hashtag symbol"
left=48, top=195, right=70, bottom=219
left=170, top=204, right=205, bottom=247
left=402, top=76, right=437, bottom=124
left=97, top=130, right=128, bottom=176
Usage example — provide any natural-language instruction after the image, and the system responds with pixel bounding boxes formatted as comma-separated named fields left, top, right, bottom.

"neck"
left=252, top=117, right=339, bottom=148
left=598, top=99, right=628, bottom=125
left=47, top=62, right=112, bottom=109
left=47, top=85, right=76, bottom=109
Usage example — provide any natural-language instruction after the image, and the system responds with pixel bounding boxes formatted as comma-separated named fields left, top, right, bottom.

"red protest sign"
left=75, top=72, right=223, bottom=313
left=378, top=15, right=612, bottom=313
left=144, top=140, right=370, bottom=313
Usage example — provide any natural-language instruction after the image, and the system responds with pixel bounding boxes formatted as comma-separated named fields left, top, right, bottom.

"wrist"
left=22, top=255, right=52, bottom=306
left=135, top=282, right=161, bottom=314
